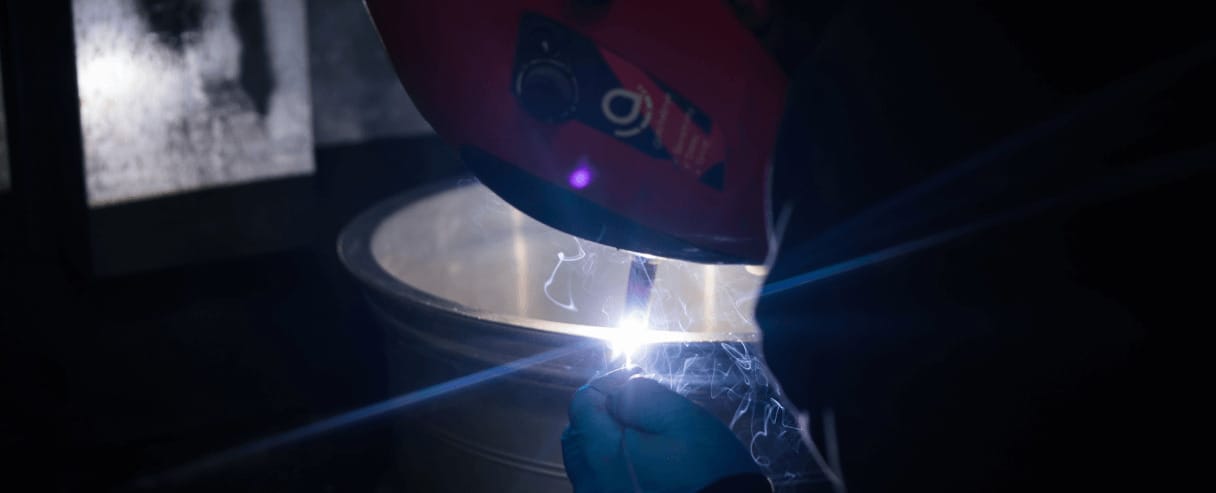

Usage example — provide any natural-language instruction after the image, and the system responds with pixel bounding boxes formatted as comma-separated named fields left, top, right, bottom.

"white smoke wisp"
left=542, top=237, right=587, bottom=312
left=525, top=227, right=831, bottom=489
left=602, top=339, right=831, bottom=491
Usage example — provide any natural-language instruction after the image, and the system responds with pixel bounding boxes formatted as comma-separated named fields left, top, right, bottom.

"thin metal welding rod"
left=624, top=255, right=658, bottom=317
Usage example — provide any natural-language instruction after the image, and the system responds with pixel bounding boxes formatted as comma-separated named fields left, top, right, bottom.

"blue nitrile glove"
left=561, top=368, right=768, bottom=493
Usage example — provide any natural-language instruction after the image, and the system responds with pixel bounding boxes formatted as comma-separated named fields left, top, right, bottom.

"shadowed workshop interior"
left=1, top=1, right=1212, bottom=492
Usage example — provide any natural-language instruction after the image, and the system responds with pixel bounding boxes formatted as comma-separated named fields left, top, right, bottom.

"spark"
left=721, top=342, right=754, bottom=371
left=797, top=410, right=847, bottom=493
left=609, top=310, right=650, bottom=365
left=618, top=338, right=825, bottom=487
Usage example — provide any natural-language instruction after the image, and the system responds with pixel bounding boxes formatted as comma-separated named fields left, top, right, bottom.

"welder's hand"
left=561, top=369, right=766, bottom=493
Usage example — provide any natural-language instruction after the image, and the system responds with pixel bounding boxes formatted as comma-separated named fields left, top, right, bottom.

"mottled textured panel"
left=308, top=0, right=432, bottom=145
left=74, top=0, right=313, bottom=207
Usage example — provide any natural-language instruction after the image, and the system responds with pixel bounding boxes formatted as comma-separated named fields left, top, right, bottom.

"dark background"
left=3, top=137, right=462, bottom=492
left=1, top=1, right=1212, bottom=492
left=1, top=0, right=460, bottom=491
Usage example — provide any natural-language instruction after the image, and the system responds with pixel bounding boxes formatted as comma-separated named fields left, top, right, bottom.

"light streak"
left=528, top=231, right=822, bottom=486
left=774, top=41, right=1214, bottom=280
left=519, top=231, right=826, bottom=486
left=762, top=144, right=1215, bottom=300
left=131, top=342, right=592, bottom=489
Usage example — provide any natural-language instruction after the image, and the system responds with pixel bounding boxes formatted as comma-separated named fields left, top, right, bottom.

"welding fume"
left=363, top=0, right=1209, bottom=492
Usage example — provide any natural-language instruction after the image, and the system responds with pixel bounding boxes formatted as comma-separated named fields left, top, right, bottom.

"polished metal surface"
left=340, top=180, right=825, bottom=492
left=367, top=180, right=765, bottom=347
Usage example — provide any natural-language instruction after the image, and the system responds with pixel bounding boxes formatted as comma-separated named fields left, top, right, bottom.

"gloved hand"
left=561, top=368, right=768, bottom=493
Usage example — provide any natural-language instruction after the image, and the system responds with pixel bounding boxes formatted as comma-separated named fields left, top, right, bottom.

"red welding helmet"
left=366, top=0, right=788, bottom=264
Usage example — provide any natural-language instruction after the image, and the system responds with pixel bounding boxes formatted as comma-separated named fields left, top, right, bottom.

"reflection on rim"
left=340, top=179, right=765, bottom=345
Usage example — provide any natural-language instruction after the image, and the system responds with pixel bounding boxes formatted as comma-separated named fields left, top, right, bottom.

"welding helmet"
left=366, top=0, right=789, bottom=264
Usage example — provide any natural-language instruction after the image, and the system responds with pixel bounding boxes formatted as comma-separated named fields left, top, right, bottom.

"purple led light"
left=569, top=169, right=592, bottom=189
left=569, top=158, right=594, bottom=189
